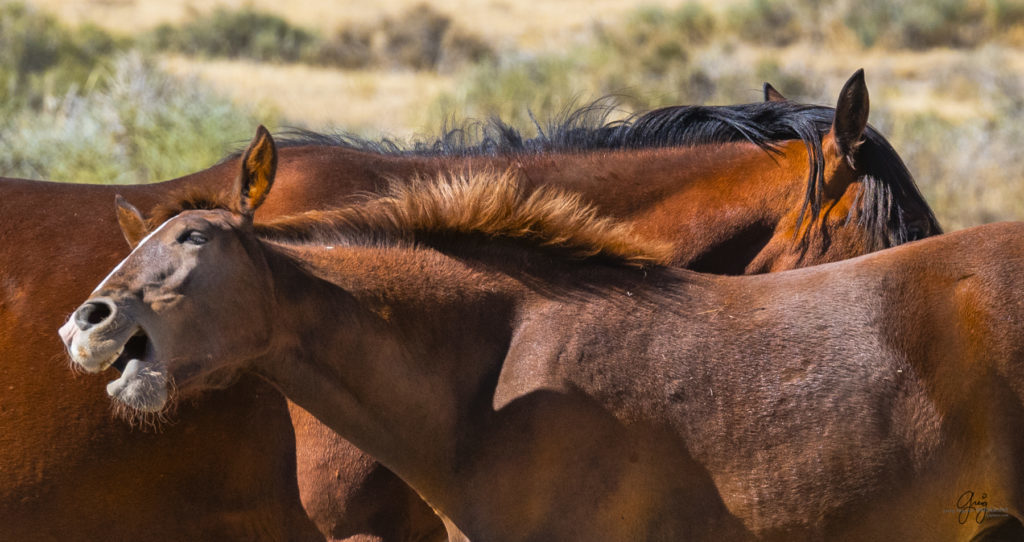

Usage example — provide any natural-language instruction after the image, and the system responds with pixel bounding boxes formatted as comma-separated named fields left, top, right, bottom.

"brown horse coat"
left=64, top=167, right=1020, bottom=541
left=175, top=74, right=945, bottom=541
left=0, top=176, right=323, bottom=540
left=11, top=73, right=940, bottom=540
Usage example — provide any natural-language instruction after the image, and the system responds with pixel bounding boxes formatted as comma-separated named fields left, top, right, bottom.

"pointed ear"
left=115, top=195, right=149, bottom=250
left=828, top=69, right=869, bottom=166
left=763, top=82, right=786, bottom=102
left=233, top=125, right=277, bottom=219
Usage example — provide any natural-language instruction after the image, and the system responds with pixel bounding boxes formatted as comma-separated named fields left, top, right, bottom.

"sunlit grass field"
left=3, top=0, right=1024, bottom=229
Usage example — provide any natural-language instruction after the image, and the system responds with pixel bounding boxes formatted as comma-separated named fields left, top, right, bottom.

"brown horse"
left=9, top=71, right=938, bottom=540
left=63, top=159, right=1022, bottom=541
left=214, top=70, right=946, bottom=541
left=253, top=70, right=939, bottom=275
left=0, top=175, right=326, bottom=541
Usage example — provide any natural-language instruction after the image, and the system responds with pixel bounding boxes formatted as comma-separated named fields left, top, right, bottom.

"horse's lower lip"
left=112, top=332, right=149, bottom=374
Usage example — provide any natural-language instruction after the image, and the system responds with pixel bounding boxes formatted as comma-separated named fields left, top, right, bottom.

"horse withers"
left=62, top=147, right=1021, bottom=541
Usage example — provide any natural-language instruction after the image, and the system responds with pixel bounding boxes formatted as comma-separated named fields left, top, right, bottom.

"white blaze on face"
left=93, top=219, right=175, bottom=294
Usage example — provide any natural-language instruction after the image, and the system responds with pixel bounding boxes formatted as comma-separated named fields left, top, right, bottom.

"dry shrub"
left=314, top=3, right=493, bottom=71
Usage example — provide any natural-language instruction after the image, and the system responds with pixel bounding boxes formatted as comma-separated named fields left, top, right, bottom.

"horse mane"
left=848, top=133, right=940, bottom=249
left=230, top=99, right=938, bottom=249
left=153, top=170, right=675, bottom=268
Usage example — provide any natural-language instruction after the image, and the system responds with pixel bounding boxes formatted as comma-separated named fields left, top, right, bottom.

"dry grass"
left=31, top=1, right=1022, bottom=129
left=710, top=43, right=1023, bottom=121
left=32, top=0, right=741, bottom=48
left=34, top=0, right=719, bottom=130
left=160, top=42, right=1023, bottom=133
left=17, top=0, right=1024, bottom=228
left=159, top=55, right=452, bottom=136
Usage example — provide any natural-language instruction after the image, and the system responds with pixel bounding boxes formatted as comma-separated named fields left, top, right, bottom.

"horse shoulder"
left=492, top=299, right=578, bottom=410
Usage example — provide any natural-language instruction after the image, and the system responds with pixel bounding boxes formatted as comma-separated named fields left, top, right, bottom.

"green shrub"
left=620, top=4, right=716, bottom=47
left=0, top=54, right=274, bottom=184
left=429, top=55, right=580, bottom=129
left=141, top=4, right=491, bottom=71
left=0, top=2, right=122, bottom=110
left=988, top=0, right=1024, bottom=29
left=887, top=110, right=1024, bottom=229
left=754, top=60, right=812, bottom=99
left=142, top=7, right=317, bottom=62
left=844, top=0, right=990, bottom=48
left=591, top=3, right=716, bottom=81
left=426, top=36, right=815, bottom=135
left=725, top=0, right=804, bottom=46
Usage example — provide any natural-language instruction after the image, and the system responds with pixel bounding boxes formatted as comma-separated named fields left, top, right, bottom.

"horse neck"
left=519, top=143, right=811, bottom=271
left=282, top=143, right=810, bottom=220
left=266, top=142, right=829, bottom=273
left=255, top=242, right=522, bottom=506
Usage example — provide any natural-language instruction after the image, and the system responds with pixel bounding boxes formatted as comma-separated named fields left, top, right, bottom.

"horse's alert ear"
left=234, top=125, right=277, bottom=219
left=115, top=195, right=149, bottom=250
left=763, top=82, right=786, bottom=102
left=829, top=69, right=869, bottom=167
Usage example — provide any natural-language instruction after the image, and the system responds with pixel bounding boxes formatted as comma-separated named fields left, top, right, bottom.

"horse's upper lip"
left=62, top=305, right=154, bottom=374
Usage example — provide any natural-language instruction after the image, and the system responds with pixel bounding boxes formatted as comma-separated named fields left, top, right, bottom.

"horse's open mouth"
left=112, top=331, right=150, bottom=374
left=105, top=327, right=167, bottom=412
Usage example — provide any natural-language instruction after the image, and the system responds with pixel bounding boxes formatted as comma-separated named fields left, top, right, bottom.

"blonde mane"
left=257, top=170, right=673, bottom=267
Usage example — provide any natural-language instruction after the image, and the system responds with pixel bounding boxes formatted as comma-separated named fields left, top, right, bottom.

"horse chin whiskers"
left=109, top=377, right=179, bottom=432
left=105, top=355, right=176, bottom=431
left=59, top=351, right=89, bottom=376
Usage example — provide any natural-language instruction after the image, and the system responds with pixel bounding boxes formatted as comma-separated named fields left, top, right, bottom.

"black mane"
left=231, top=99, right=940, bottom=249
left=267, top=100, right=822, bottom=156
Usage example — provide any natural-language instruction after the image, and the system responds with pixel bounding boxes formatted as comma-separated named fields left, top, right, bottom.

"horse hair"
left=157, top=170, right=676, bottom=269
left=222, top=99, right=940, bottom=251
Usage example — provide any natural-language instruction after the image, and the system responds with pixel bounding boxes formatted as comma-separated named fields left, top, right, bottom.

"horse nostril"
left=75, top=300, right=114, bottom=330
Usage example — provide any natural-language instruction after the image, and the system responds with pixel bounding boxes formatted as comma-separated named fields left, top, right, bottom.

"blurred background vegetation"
left=2, top=0, right=1023, bottom=229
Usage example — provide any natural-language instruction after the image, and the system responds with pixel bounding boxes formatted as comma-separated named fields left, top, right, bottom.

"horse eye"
left=180, top=230, right=208, bottom=245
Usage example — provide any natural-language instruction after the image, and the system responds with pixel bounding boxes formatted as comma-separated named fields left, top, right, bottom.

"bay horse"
left=63, top=161, right=1021, bottom=541
left=9, top=71, right=939, bottom=540
left=223, top=70, right=945, bottom=541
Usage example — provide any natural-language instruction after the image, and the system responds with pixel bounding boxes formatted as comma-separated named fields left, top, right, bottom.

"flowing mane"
left=234, top=99, right=938, bottom=250
left=152, top=170, right=675, bottom=268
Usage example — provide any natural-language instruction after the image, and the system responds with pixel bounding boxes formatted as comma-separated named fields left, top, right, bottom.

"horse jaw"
left=59, top=309, right=171, bottom=413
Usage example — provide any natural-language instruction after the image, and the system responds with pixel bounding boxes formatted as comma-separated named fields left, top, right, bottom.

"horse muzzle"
left=60, top=297, right=139, bottom=373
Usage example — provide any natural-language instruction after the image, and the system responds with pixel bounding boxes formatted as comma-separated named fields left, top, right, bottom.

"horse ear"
left=763, top=82, right=786, bottom=102
left=828, top=69, right=869, bottom=166
left=115, top=195, right=149, bottom=250
left=233, top=125, right=277, bottom=219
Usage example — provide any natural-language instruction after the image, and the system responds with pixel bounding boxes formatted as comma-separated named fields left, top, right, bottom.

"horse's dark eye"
left=180, top=231, right=208, bottom=245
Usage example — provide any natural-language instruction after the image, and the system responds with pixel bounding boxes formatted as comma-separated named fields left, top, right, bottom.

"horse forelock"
left=147, top=187, right=231, bottom=229
left=256, top=170, right=675, bottom=268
